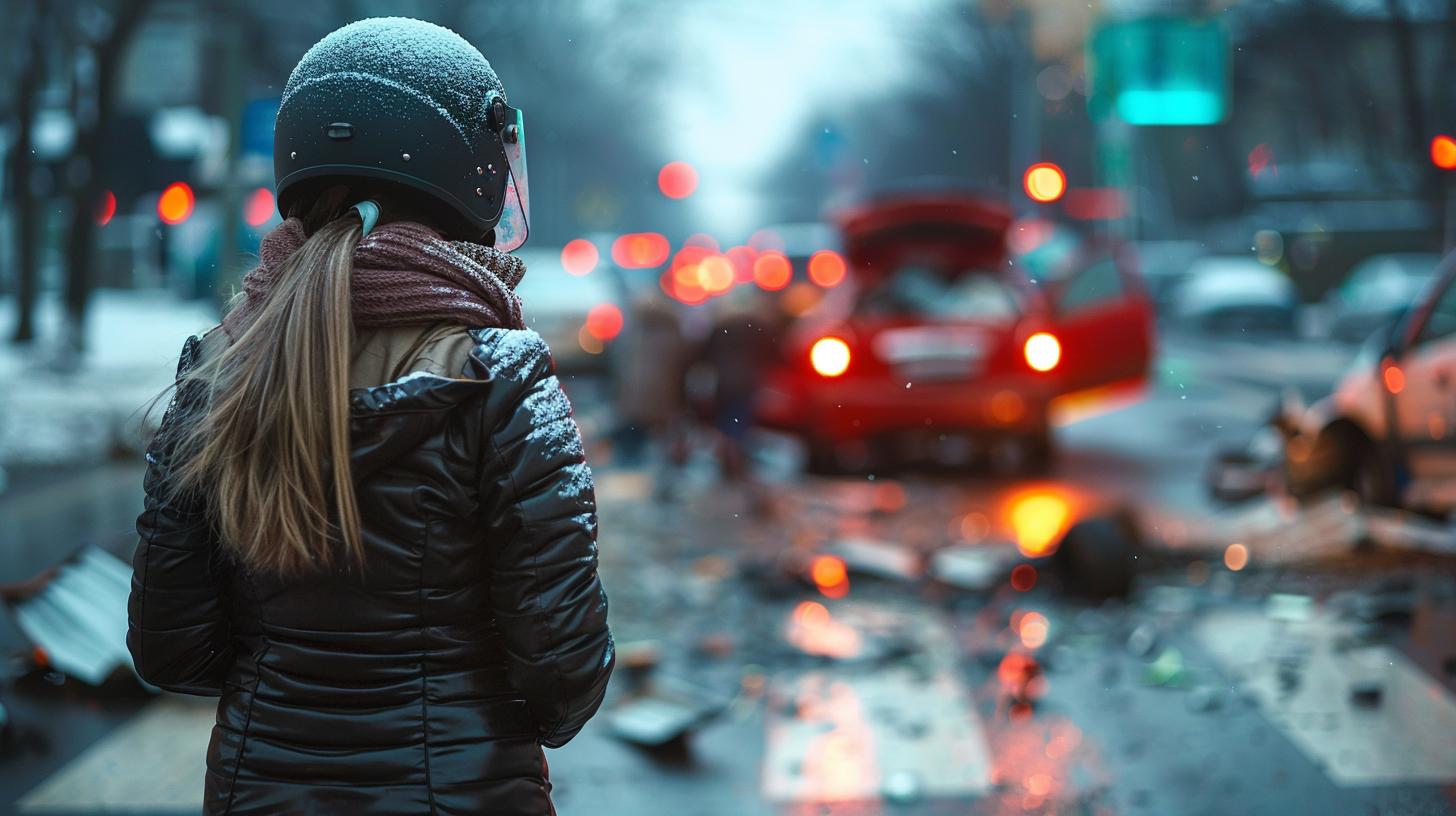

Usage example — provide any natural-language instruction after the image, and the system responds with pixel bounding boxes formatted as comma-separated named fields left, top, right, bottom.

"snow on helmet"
left=274, top=17, right=531, bottom=249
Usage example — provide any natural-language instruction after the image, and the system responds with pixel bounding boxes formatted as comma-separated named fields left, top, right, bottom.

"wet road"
left=5, top=333, right=1455, bottom=814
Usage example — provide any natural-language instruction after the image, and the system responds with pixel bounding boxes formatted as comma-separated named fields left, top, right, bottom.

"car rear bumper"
left=756, top=372, right=1054, bottom=442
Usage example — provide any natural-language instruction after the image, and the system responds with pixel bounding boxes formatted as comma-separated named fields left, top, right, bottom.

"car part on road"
left=1049, top=510, right=1143, bottom=599
left=604, top=678, right=730, bottom=752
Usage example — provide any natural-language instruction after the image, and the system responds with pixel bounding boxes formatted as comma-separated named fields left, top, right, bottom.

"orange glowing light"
left=1007, top=489, right=1073, bottom=557
left=788, top=601, right=861, bottom=658
left=697, top=255, right=735, bottom=293
left=94, top=190, right=117, bottom=226
left=244, top=187, right=275, bottom=228
left=1023, top=162, right=1067, bottom=203
left=811, top=555, right=849, bottom=598
left=990, top=390, right=1026, bottom=424
left=1024, top=332, right=1061, bottom=372
left=157, top=182, right=195, bottom=225
left=1018, top=611, right=1050, bottom=649
left=658, top=161, right=698, bottom=199
left=811, top=337, right=852, bottom=378
left=1432, top=134, right=1456, bottom=170
left=561, top=238, right=599, bottom=276
left=1224, top=542, right=1249, bottom=571
left=1383, top=364, right=1406, bottom=394
left=577, top=325, right=604, bottom=355
left=1010, top=564, right=1037, bottom=591
left=612, top=232, right=670, bottom=269
left=807, top=250, right=847, bottom=287
left=781, top=282, right=822, bottom=316
left=585, top=303, right=624, bottom=341
left=753, top=252, right=792, bottom=291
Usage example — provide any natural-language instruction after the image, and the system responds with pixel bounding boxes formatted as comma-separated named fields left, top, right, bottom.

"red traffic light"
left=95, top=190, right=117, bottom=226
left=1432, top=135, right=1456, bottom=170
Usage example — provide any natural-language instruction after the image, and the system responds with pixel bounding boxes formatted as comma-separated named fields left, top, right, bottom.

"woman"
left=126, top=18, right=613, bottom=815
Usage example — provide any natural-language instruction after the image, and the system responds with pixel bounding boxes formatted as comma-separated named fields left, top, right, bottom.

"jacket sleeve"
left=126, top=335, right=235, bottom=696
left=474, top=330, right=614, bottom=748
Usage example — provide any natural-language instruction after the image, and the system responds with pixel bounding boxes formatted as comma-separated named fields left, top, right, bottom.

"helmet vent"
left=327, top=122, right=354, bottom=140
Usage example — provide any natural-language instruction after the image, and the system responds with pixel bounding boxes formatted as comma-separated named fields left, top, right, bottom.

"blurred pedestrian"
left=125, top=18, right=612, bottom=816
left=612, top=290, right=691, bottom=492
left=701, top=287, right=777, bottom=486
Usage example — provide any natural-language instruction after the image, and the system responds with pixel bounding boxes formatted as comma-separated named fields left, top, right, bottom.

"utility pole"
left=212, top=0, right=245, bottom=308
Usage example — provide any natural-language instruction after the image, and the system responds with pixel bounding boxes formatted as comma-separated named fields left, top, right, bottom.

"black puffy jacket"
left=127, top=327, right=614, bottom=815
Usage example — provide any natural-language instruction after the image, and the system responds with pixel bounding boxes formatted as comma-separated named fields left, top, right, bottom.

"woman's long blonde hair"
left=168, top=187, right=366, bottom=577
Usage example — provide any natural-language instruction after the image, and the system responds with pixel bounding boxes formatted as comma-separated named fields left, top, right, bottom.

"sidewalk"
left=0, top=290, right=218, bottom=468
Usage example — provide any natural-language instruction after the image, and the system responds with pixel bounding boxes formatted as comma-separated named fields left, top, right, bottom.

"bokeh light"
left=585, top=302, right=624, bottom=341
left=753, top=252, right=792, bottom=291
left=658, top=161, right=698, bottom=199
left=810, top=337, right=851, bottom=377
left=156, top=182, right=195, bottom=225
left=94, top=190, right=117, bottom=226
left=244, top=187, right=275, bottom=228
left=1224, top=542, right=1249, bottom=571
left=561, top=238, right=599, bottom=276
left=807, top=250, right=846, bottom=287
left=1431, top=134, right=1456, bottom=170
left=1023, top=162, right=1067, bottom=203
left=1023, top=332, right=1062, bottom=372
left=611, top=233, right=669, bottom=269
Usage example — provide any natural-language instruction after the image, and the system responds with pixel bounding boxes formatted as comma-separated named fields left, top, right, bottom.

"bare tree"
left=7, top=0, right=46, bottom=343
left=59, top=0, right=152, bottom=355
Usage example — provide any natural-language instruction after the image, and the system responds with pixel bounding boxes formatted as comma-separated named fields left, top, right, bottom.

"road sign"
left=1089, top=17, right=1230, bottom=126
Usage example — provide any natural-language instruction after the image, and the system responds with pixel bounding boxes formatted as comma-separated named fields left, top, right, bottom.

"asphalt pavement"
left=3, top=331, right=1455, bottom=815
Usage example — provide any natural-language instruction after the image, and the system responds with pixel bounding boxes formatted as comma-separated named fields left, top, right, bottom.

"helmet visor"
left=494, top=104, right=530, bottom=251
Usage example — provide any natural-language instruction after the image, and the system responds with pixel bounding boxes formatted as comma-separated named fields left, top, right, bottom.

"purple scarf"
left=224, top=218, right=526, bottom=338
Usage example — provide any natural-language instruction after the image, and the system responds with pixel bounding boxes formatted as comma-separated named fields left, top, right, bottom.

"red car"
left=755, top=193, right=1155, bottom=472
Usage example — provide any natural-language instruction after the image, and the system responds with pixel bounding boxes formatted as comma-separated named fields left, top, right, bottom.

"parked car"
left=1128, top=239, right=1207, bottom=317
left=1171, top=257, right=1298, bottom=336
left=1324, top=252, right=1440, bottom=344
left=1285, top=249, right=1456, bottom=513
left=754, top=193, right=1155, bottom=473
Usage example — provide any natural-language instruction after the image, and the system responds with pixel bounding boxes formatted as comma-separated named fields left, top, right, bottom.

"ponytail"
left=170, top=206, right=365, bottom=577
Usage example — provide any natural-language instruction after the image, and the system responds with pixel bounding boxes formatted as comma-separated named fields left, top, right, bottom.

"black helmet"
left=273, top=17, right=530, bottom=248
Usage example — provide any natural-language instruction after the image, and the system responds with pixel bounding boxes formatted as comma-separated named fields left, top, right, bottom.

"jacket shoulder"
left=465, top=328, right=555, bottom=385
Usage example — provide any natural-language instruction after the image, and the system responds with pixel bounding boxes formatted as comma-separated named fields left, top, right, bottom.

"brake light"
left=810, top=337, right=851, bottom=378
left=1024, top=332, right=1061, bottom=372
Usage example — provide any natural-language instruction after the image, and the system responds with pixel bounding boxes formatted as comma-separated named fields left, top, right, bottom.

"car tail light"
left=810, top=337, right=851, bottom=378
left=1024, top=332, right=1061, bottom=372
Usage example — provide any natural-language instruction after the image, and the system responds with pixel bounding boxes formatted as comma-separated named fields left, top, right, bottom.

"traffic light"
left=1023, top=163, right=1067, bottom=203
left=157, top=182, right=195, bottom=225
left=1432, top=134, right=1456, bottom=170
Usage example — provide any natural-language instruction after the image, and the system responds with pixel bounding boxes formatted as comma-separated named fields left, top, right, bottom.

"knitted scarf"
left=223, top=218, right=526, bottom=338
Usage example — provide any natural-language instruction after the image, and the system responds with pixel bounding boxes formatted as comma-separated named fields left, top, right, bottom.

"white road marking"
left=18, top=696, right=212, bottom=813
left=762, top=600, right=992, bottom=802
left=1196, top=607, right=1456, bottom=786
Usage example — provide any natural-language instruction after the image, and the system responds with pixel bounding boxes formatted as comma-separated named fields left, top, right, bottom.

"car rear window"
left=854, top=266, right=1020, bottom=320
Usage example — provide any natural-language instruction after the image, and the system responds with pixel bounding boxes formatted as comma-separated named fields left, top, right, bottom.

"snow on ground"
left=0, top=290, right=218, bottom=466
